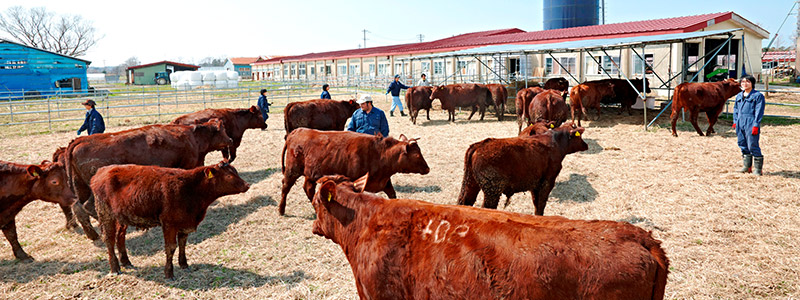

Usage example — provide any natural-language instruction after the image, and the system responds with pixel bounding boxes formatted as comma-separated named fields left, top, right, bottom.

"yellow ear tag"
left=549, top=124, right=554, bottom=128
left=327, top=193, right=332, bottom=202
left=32, top=171, right=39, bottom=177
left=575, top=131, right=581, bottom=137
left=206, top=171, right=214, bottom=179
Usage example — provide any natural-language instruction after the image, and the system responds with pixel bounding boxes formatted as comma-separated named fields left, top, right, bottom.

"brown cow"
left=529, top=89, right=570, bottom=128
left=594, top=78, right=652, bottom=115
left=51, top=147, right=78, bottom=230
left=312, top=175, right=669, bottom=300
left=519, top=121, right=557, bottom=137
left=65, top=119, right=233, bottom=240
left=405, top=86, right=433, bottom=125
left=569, top=82, right=616, bottom=126
left=283, top=99, right=359, bottom=136
left=483, top=83, right=508, bottom=119
left=172, top=106, right=266, bottom=163
left=515, top=86, right=545, bottom=132
left=458, top=123, right=588, bottom=215
left=543, top=77, right=570, bottom=98
left=670, top=78, right=741, bottom=137
left=92, top=161, right=249, bottom=279
left=280, top=128, right=430, bottom=216
left=1, top=160, right=76, bottom=261
left=429, top=84, right=492, bottom=121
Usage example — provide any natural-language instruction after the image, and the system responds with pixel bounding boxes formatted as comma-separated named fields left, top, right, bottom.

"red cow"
left=312, top=175, right=669, bottom=300
left=65, top=119, right=233, bottom=240
left=543, top=77, right=570, bottom=98
left=458, top=123, right=588, bottom=215
left=51, top=146, right=78, bottom=230
left=1, top=160, right=76, bottom=261
left=429, top=84, right=492, bottom=121
left=529, top=89, right=570, bottom=127
left=569, top=82, right=616, bottom=126
left=283, top=99, right=359, bottom=136
left=172, top=106, right=266, bottom=163
left=515, top=86, right=545, bottom=132
left=405, top=86, right=433, bottom=125
left=519, top=121, right=557, bottom=137
left=593, top=78, right=652, bottom=115
left=670, top=78, right=741, bottom=137
left=92, top=161, right=249, bottom=279
left=483, top=83, right=508, bottom=120
left=280, top=128, right=430, bottom=216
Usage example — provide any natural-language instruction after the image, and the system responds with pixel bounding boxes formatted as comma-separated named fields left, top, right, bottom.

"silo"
left=543, top=0, right=600, bottom=30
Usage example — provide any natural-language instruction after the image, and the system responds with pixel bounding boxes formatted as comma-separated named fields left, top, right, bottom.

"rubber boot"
left=753, top=156, right=763, bottom=176
left=390, top=111, right=394, bottom=117
left=400, top=111, right=407, bottom=117
left=740, top=154, right=752, bottom=173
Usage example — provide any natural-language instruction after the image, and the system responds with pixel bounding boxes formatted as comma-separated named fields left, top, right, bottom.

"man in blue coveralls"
left=347, top=94, right=389, bottom=137
left=77, top=99, right=105, bottom=135
left=386, top=74, right=410, bottom=117
left=732, top=75, right=765, bottom=175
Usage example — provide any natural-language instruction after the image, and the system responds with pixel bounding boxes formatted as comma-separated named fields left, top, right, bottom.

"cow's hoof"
left=179, top=264, right=189, bottom=269
left=16, top=255, right=34, bottom=263
left=106, top=271, right=121, bottom=277
left=86, top=232, right=100, bottom=241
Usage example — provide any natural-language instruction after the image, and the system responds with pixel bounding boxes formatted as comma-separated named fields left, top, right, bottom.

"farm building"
left=0, top=39, right=91, bottom=99
left=252, top=12, right=767, bottom=87
left=229, top=57, right=265, bottom=80
left=126, top=61, right=200, bottom=85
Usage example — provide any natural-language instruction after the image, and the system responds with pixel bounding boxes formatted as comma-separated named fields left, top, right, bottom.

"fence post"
left=157, top=86, right=161, bottom=122
left=9, top=100, right=13, bottom=123
left=203, top=87, right=206, bottom=109
left=47, top=97, right=52, bottom=132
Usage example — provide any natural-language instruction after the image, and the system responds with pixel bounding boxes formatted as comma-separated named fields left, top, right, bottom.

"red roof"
left=230, top=57, right=261, bottom=65
left=257, top=12, right=761, bottom=65
left=762, top=51, right=795, bottom=62
left=127, top=60, right=200, bottom=70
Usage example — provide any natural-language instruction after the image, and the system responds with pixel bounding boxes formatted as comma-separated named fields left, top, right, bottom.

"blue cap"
left=394, top=74, right=400, bottom=78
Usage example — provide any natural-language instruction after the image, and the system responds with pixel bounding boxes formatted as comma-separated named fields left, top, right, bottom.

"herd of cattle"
left=1, top=76, right=745, bottom=298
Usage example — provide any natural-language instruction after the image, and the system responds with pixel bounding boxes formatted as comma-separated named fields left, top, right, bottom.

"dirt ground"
left=1, top=96, right=799, bottom=299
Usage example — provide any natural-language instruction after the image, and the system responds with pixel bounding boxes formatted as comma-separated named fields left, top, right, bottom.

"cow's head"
left=430, top=85, right=447, bottom=100
left=244, top=106, right=268, bottom=129
left=519, top=121, right=556, bottom=137
left=193, top=118, right=234, bottom=151
left=311, top=175, right=364, bottom=241
left=603, top=82, right=617, bottom=98
left=553, top=123, right=588, bottom=154
left=383, top=135, right=430, bottom=175
left=721, top=78, right=742, bottom=97
left=28, top=161, right=76, bottom=207
left=342, top=99, right=360, bottom=114
left=636, top=78, right=652, bottom=94
left=201, top=160, right=250, bottom=200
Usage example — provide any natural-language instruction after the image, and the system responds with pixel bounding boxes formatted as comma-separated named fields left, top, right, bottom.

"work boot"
left=740, top=154, right=752, bottom=173
left=400, top=111, right=407, bottom=117
left=390, top=111, right=394, bottom=117
left=753, top=156, right=764, bottom=176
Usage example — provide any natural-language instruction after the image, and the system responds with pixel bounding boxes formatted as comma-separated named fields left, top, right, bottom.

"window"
left=545, top=58, right=553, bottom=75
left=457, top=61, right=467, bottom=74
left=325, top=66, right=331, bottom=75
left=378, top=63, right=389, bottom=75
left=349, top=65, right=359, bottom=77
left=716, top=54, right=736, bottom=68
left=584, top=55, right=618, bottom=75
left=551, top=57, right=575, bottom=75
left=338, top=65, right=347, bottom=76
left=421, top=62, right=430, bottom=73
left=433, top=61, right=444, bottom=75
left=283, top=66, right=288, bottom=76
left=633, top=54, right=654, bottom=74
left=290, top=64, right=296, bottom=76
left=602, top=56, right=620, bottom=74
left=310, top=66, right=315, bottom=76
left=299, top=63, right=306, bottom=76
left=368, top=64, right=375, bottom=74
left=394, top=63, right=403, bottom=75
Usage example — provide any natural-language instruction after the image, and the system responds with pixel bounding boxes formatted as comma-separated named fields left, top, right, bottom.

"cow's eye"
left=51, top=180, right=60, bottom=186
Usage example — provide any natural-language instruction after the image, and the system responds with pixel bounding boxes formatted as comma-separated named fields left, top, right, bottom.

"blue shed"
left=0, top=39, right=91, bottom=99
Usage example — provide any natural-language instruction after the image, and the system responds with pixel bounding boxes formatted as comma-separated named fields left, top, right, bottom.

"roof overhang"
left=398, top=29, right=743, bottom=60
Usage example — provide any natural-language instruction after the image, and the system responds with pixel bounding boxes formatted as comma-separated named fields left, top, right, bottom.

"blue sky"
left=2, top=0, right=796, bottom=66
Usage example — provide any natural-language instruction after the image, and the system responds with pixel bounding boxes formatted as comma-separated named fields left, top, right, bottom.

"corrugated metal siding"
left=0, top=42, right=88, bottom=97
left=130, top=64, right=166, bottom=85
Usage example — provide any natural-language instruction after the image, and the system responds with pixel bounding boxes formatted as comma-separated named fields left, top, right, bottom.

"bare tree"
left=0, top=6, right=102, bottom=57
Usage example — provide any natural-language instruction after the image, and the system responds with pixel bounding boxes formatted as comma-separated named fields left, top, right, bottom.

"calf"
left=405, top=86, right=433, bottom=125
left=529, top=89, right=570, bottom=127
left=569, top=82, right=616, bottom=126
left=283, top=99, right=359, bottom=136
left=483, top=83, right=508, bottom=120
left=312, top=175, right=669, bottom=300
left=172, top=106, right=266, bottom=163
left=92, top=161, right=250, bottom=279
left=515, top=86, right=545, bottom=132
left=1, top=160, right=76, bottom=261
left=593, top=78, right=652, bottom=115
left=543, top=77, right=570, bottom=98
left=670, top=78, right=741, bottom=137
left=280, top=128, right=430, bottom=215
left=458, top=123, right=588, bottom=215
left=429, top=84, right=492, bottom=121
left=65, top=119, right=233, bottom=240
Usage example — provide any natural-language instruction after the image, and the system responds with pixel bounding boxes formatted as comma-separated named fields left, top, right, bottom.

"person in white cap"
left=347, top=94, right=389, bottom=137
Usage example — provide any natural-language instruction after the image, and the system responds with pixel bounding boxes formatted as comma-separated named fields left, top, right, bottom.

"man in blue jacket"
left=77, top=99, right=105, bottom=135
left=321, top=84, right=331, bottom=99
left=257, top=88, right=271, bottom=130
left=386, top=74, right=410, bottom=117
left=732, top=75, right=765, bottom=175
left=347, top=94, right=389, bottom=137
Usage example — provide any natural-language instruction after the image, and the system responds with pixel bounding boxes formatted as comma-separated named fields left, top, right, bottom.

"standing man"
left=77, top=99, right=105, bottom=135
left=732, top=75, right=765, bottom=175
left=257, top=88, right=271, bottom=130
left=416, top=73, right=430, bottom=86
left=347, top=94, right=389, bottom=137
left=321, top=84, right=332, bottom=99
left=386, top=74, right=410, bottom=117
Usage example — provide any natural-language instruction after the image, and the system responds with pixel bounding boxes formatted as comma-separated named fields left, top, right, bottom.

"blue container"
left=544, top=0, right=600, bottom=30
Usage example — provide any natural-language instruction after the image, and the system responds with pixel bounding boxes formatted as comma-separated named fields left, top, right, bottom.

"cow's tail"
left=405, top=88, right=413, bottom=111
left=457, top=143, right=480, bottom=206
left=645, top=236, right=669, bottom=300
left=64, top=139, right=79, bottom=194
left=281, top=140, right=288, bottom=173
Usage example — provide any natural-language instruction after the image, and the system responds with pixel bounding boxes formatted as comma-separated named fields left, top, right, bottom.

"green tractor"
left=705, top=66, right=729, bottom=82
left=154, top=71, right=170, bottom=85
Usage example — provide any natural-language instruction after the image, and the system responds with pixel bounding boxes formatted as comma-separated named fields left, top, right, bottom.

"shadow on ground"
left=239, top=168, right=280, bottom=184
left=0, top=259, right=104, bottom=284
left=137, top=265, right=308, bottom=291
left=394, top=184, right=442, bottom=194
left=550, top=173, right=598, bottom=203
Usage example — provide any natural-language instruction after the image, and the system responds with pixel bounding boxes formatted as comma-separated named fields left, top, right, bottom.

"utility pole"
left=362, top=29, right=369, bottom=48
left=416, top=34, right=425, bottom=42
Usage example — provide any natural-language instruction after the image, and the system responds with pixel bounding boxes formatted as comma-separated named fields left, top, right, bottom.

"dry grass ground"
left=1, top=95, right=799, bottom=299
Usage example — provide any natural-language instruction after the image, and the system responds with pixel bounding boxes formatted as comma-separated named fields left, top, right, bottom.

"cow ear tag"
left=32, top=171, right=39, bottom=177
left=549, top=124, right=554, bottom=128
left=206, top=170, right=214, bottom=179
left=327, top=193, right=332, bottom=202
left=575, top=131, right=581, bottom=137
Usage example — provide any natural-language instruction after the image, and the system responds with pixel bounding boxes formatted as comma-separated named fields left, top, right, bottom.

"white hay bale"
left=201, top=71, right=216, bottom=81
left=214, top=71, right=228, bottom=81
left=187, top=71, right=202, bottom=81
left=227, top=80, right=238, bottom=88
left=226, top=71, right=239, bottom=81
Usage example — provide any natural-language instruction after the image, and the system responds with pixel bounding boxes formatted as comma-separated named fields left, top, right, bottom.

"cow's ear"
left=205, top=168, right=215, bottom=179
left=354, top=174, right=368, bottom=193
left=349, top=99, right=355, bottom=105
left=249, top=106, right=258, bottom=113
left=398, top=134, right=408, bottom=142
left=27, top=165, right=43, bottom=178
left=319, top=180, right=337, bottom=203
